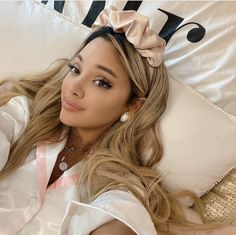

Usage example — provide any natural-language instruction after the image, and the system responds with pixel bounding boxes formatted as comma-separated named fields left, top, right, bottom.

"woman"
left=0, top=7, right=233, bottom=235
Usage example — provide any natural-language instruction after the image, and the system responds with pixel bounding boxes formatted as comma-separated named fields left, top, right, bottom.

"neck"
left=69, top=127, right=104, bottom=149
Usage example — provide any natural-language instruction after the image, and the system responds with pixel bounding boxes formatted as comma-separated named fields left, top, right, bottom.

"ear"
left=129, top=97, right=146, bottom=112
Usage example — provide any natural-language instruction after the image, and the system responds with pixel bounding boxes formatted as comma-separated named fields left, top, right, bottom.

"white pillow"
left=157, top=72, right=236, bottom=204
left=0, top=1, right=235, bottom=198
left=0, top=0, right=90, bottom=78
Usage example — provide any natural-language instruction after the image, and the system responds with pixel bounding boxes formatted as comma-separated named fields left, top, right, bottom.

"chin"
left=59, top=111, right=71, bottom=126
left=59, top=111, right=82, bottom=128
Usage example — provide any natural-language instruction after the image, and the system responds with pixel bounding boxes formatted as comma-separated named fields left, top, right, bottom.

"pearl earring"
left=120, top=112, right=129, bottom=123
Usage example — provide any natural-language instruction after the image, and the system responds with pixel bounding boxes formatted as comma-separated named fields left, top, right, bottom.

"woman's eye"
left=67, top=63, right=80, bottom=75
left=94, top=79, right=112, bottom=89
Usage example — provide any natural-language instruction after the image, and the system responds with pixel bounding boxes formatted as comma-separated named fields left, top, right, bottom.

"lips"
left=62, top=97, right=85, bottom=112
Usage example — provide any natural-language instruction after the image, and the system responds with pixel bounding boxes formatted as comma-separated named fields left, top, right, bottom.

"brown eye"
left=68, top=64, right=80, bottom=75
left=94, top=79, right=112, bottom=89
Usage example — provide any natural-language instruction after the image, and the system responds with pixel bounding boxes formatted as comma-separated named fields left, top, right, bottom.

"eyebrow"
left=76, top=54, right=117, bottom=79
left=95, top=64, right=117, bottom=79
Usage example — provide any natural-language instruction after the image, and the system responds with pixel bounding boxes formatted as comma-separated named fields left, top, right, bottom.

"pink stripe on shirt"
left=47, top=173, right=80, bottom=190
left=36, top=144, right=47, bottom=203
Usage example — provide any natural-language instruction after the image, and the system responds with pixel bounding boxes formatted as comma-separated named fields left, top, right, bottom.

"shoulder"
left=0, top=95, right=31, bottom=123
left=4, top=95, right=31, bottom=107
left=0, top=95, right=31, bottom=142
left=0, top=95, right=31, bottom=170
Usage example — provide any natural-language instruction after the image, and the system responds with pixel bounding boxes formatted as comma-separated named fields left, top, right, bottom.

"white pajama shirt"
left=0, top=96, right=157, bottom=235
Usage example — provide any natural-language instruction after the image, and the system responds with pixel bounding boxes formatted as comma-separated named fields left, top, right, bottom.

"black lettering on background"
left=158, top=8, right=205, bottom=43
left=54, top=1, right=65, bottom=14
left=82, top=1, right=106, bottom=28
left=175, top=22, right=205, bottom=43
left=40, top=2, right=205, bottom=43
left=123, top=1, right=142, bottom=11
left=41, top=0, right=65, bottom=14
left=158, top=9, right=184, bottom=43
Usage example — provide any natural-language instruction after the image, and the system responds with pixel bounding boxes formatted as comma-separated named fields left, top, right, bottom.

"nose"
left=69, top=77, right=85, bottom=98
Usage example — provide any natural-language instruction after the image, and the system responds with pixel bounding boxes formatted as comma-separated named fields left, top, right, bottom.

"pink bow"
left=92, top=6, right=166, bottom=67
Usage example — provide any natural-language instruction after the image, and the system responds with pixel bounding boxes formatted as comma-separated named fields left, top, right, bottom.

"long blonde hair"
left=0, top=27, right=217, bottom=234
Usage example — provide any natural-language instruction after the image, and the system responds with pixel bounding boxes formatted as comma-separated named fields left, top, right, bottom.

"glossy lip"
left=61, top=97, right=85, bottom=112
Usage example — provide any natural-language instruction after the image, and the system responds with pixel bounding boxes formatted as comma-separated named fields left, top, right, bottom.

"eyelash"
left=67, top=63, right=112, bottom=89
left=68, top=63, right=80, bottom=75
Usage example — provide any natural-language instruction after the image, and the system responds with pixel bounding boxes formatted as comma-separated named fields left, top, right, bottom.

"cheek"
left=89, top=92, right=129, bottom=116
left=61, top=77, right=70, bottom=95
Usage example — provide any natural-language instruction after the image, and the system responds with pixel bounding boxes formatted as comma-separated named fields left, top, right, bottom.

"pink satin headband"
left=92, top=6, right=166, bottom=67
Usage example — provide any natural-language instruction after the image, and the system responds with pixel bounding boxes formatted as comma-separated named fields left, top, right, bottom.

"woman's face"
left=60, top=37, right=131, bottom=136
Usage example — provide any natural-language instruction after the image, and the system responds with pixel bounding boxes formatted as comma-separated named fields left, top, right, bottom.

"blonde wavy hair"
left=0, top=27, right=217, bottom=234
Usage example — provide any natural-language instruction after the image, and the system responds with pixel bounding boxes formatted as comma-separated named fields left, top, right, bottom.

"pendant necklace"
left=59, top=145, right=79, bottom=171
left=59, top=144, right=90, bottom=172
left=59, top=156, right=69, bottom=171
